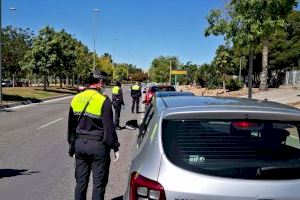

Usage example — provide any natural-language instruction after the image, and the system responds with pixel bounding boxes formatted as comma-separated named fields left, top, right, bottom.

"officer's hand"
left=113, top=151, right=120, bottom=162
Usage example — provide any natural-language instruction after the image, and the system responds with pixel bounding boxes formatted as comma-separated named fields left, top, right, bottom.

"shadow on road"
left=0, top=169, right=40, bottom=179
left=3, top=94, right=42, bottom=103
left=34, top=88, right=77, bottom=95
left=0, top=109, right=15, bottom=112
left=111, top=196, right=123, bottom=200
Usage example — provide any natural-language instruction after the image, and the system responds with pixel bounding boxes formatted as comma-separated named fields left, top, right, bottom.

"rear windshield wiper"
left=256, top=166, right=300, bottom=179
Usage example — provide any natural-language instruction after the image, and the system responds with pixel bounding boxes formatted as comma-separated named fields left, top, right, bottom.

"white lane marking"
left=36, top=118, right=63, bottom=130
left=4, top=96, right=73, bottom=110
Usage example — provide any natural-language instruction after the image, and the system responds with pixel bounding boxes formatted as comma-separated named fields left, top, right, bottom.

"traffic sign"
left=171, top=70, right=187, bottom=75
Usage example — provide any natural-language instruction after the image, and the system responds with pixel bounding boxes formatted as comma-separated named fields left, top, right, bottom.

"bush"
left=226, top=78, right=243, bottom=91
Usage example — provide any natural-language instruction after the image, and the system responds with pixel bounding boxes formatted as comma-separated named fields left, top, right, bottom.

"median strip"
left=36, top=118, right=63, bottom=130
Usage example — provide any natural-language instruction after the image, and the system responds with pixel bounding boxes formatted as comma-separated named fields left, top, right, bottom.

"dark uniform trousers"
left=75, top=139, right=110, bottom=200
left=132, top=97, right=139, bottom=113
left=112, top=101, right=122, bottom=127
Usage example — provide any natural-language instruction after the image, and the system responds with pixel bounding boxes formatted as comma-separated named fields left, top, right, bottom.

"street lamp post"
left=9, top=7, right=16, bottom=87
left=0, top=0, right=2, bottom=104
left=113, top=38, right=118, bottom=83
left=93, top=9, right=99, bottom=71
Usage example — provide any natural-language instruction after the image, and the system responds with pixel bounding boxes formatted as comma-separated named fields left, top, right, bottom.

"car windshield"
left=151, top=86, right=175, bottom=93
left=162, top=119, right=300, bottom=180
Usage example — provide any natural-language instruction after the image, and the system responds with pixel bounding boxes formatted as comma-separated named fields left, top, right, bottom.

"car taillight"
left=232, top=121, right=258, bottom=128
left=130, top=172, right=166, bottom=200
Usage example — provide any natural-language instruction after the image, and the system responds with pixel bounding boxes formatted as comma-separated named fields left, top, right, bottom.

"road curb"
left=0, top=94, right=73, bottom=109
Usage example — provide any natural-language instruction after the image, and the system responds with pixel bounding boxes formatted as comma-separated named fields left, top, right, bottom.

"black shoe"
left=116, top=126, right=122, bottom=130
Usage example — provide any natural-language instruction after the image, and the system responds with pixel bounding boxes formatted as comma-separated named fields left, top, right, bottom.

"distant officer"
left=111, top=81, right=124, bottom=130
left=131, top=81, right=141, bottom=113
left=68, top=70, right=120, bottom=200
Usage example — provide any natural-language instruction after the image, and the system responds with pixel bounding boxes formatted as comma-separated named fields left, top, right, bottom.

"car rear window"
left=162, top=119, right=300, bottom=180
left=159, top=86, right=175, bottom=91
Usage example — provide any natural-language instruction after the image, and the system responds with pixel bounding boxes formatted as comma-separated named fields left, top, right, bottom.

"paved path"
left=240, top=88, right=300, bottom=104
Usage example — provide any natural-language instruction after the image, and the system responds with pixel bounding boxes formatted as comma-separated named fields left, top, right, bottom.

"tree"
left=269, top=11, right=300, bottom=71
left=114, top=64, right=128, bottom=81
left=178, top=62, right=198, bottom=84
left=21, top=26, right=58, bottom=90
left=205, top=0, right=297, bottom=95
left=197, top=63, right=221, bottom=89
left=214, top=45, right=235, bottom=93
left=97, top=53, right=114, bottom=81
left=2, top=26, right=33, bottom=80
left=74, top=41, right=93, bottom=85
left=53, top=30, right=77, bottom=88
left=149, top=56, right=180, bottom=83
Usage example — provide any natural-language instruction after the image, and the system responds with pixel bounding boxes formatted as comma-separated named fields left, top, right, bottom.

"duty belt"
left=76, top=134, right=103, bottom=141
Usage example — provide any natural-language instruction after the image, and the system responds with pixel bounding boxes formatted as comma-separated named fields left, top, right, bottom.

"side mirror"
left=143, top=91, right=146, bottom=94
left=125, top=120, right=139, bottom=130
left=142, top=100, right=146, bottom=104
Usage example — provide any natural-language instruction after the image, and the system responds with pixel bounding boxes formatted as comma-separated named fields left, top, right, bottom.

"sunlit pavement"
left=240, top=88, right=300, bottom=104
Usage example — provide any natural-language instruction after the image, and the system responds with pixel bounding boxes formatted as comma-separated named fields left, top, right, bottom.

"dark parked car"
left=1, top=80, right=13, bottom=87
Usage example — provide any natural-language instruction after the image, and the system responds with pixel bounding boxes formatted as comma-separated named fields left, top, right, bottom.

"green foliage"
left=149, top=56, right=180, bottom=83
left=225, top=78, right=243, bottom=91
left=2, top=26, right=33, bottom=79
left=197, top=63, right=221, bottom=89
left=115, top=64, right=128, bottom=81
left=177, top=62, right=198, bottom=84
left=205, top=0, right=297, bottom=90
left=97, top=53, right=114, bottom=78
left=269, top=11, right=300, bottom=70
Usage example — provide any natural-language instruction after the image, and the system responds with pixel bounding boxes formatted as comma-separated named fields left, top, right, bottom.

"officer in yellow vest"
left=68, top=71, right=120, bottom=200
left=111, top=81, right=124, bottom=130
left=131, top=81, right=141, bottom=113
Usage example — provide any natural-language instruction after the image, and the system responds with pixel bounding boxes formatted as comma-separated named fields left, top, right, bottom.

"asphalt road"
left=0, top=86, right=143, bottom=200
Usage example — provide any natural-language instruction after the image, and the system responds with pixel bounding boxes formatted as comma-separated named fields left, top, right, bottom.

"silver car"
left=124, top=96, right=300, bottom=200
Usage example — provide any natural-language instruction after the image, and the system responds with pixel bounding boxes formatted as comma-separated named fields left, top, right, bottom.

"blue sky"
left=3, top=0, right=224, bottom=69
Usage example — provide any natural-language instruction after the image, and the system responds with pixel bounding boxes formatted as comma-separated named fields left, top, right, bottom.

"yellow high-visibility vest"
left=112, top=86, right=120, bottom=95
left=71, top=89, right=106, bottom=119
left=132, top=85, right=140, bottom=90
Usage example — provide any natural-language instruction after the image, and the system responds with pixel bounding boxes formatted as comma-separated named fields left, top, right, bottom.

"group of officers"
left=68, top=71, right=142, bottom=200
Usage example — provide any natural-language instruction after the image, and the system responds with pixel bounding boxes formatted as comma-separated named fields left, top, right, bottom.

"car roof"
left=154, top=96, right=300, bottom=115
left=151, top=85, right=174, bottom=88
left=155, top=91, right=194, bottom=97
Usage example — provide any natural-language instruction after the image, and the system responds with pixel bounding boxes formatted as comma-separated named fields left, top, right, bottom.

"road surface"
left=0, top=86, right=143, bottom=200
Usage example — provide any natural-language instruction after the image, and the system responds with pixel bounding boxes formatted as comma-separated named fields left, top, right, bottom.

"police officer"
left=68, top=71, right=120, bottom=200
left=131, top=81, right=141, bottom=113
left=111, top=81, right=124, bottom=130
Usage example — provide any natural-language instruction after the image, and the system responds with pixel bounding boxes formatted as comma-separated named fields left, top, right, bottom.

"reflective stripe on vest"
left=71, top=90, right=106, bottom=119
left=132, top=85, right=140, bottom=90
left=112, top=86, right=120, bottom=95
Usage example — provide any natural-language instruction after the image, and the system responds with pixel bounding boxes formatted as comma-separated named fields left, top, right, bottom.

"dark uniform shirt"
left=131, top=85, right=141, bottom=98
left=68, top=90, right=120, bottom=152
left=112, top=86, right=124, bottom=105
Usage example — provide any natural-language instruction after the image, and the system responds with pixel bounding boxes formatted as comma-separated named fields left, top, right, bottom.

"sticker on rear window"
left=189, top=155, right=205, bottom=163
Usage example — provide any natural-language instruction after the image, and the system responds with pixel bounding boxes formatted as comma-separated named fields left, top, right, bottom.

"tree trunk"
left=71, top=74, right=74, bottom=88
left=223, top=75, right=226, bottom=94
left=66, top=75, right=69, bottom=86
left=43, top=75, right=47, bottom=91
left=248, top=49, right=254, bottom=99
left=260, top=40, right=269, bottom=90
left=59, top=77, right=63, bottom=89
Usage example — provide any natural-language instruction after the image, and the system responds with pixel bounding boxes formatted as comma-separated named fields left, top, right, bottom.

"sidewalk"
left=240, top=88, right=300, bottom=104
